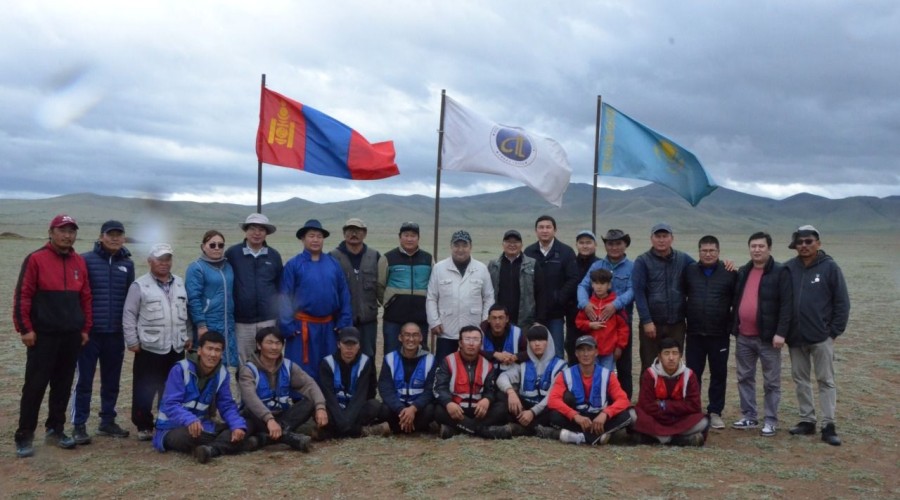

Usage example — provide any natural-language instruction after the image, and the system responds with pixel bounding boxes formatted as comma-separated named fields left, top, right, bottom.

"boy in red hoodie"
left=574, top=269, right=629, bottom=371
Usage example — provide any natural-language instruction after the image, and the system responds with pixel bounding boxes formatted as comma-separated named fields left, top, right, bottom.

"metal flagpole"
left=592, top=95, right=602, bottom=234
left=257, top=73, right=266, bottom=214
left=433, top=89, right=447, bottom=260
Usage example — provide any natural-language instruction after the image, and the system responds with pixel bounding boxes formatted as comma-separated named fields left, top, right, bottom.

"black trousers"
left=162, top=422, right=251, bottom=456
left=132, top=349, right=183, bottom=431
left=685, top=334, right=730, bottom=415
left=546, top=390, right=635, bottom=442
left=380, top=402, right=436, bottom=434
left=16, top=331, right=82, bottom=441
left=326, top=399, right=384, bottom=438
left=242, top=399, right=315, bottom=437
left=434, top=401, right=508, bottom=435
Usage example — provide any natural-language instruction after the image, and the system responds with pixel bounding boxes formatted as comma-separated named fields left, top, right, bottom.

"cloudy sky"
left=1, top=0, right=898, bottom=205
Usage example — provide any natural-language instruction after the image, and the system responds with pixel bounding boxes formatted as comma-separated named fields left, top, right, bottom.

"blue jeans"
left=72, top=332, right=125, bottom=426
left=545, top=318, right=565, bottom=360
left=357, top=321, right=378, bottom=359
left=597, top=354, right=615, bottom=372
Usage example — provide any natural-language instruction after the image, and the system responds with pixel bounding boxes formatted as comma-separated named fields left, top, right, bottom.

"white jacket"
left=426, top=258, right=494, bottom=340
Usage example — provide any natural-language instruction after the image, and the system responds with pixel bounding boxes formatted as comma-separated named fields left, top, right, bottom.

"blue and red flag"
left=256, top=88, right=399, bottom=180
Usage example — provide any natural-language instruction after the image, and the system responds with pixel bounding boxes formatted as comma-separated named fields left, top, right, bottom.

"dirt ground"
left=2, top=233, right=898, bottom=499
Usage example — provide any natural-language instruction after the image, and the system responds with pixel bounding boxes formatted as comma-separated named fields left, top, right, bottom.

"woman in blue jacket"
left=186, top=230, right=237, bottom=367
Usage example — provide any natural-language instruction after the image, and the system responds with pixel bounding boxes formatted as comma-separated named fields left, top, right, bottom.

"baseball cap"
left=502, top=230, right=522, bottom=241
left=651, top=222, right=673, bottom=235
left=451, top=230, right=472, bottom=244
left=149, top=243, right=174, bottom=258
left=49, top=214, right=79, bottom=230
left=342, top=218, right=367, bottom=232
left=101, top=220, right=125, bottom=234
left=575, top=230, right=596, bottom=242
left=575, top=335, right=597, bottom=348
left=338, top=327, right=361, bottom=344
left=788, top=224, right=821, bottom=249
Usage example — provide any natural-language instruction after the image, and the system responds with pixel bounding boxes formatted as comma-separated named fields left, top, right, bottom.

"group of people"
left=12, top=212, right=850, bottom=462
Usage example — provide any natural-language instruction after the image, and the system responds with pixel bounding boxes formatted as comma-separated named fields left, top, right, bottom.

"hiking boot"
left=97, top=422, right=130, bottom=438
left=16, top=439, right=34, bottom=458
left=709, top=413, right=725, bottom=430
left=509, top=423, right=529, bottom=437
left=241, top=435, right=260, bottom=452
left=360, top=422, right=391, bottom=438
left=559, top=429, right=586, bottom=445
left=821, top=423, right=841, bottom=446
left=439, top=424, right=458, bottom=440
left=534, top=425, right=560, bottom=441
left=760, top=423, right=777, bottom=437
left=282, top=432, right=313, bottom=453
left=193, top=445, right=215, bottom=464
left=731, top=418, right=759, bottom=430
left=136, top=429, right=154, bottom=441
left=480, top=424, right=512, bottom=440
left=789, top=421, right=816, bottom=435
left=45, top=429, right=76, bottom=449
left=72, top=424, right=92, bottom=445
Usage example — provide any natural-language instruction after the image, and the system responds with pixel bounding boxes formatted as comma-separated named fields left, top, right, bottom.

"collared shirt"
left=155, top=274, right=175, bottom=295
left=539, top=239, right=556, bottom=257
left=243, top=245, right=269, bottom=258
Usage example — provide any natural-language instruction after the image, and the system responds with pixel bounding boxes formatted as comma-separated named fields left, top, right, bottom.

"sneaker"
left=136, top=429, right=154, bottom=441
left=72, top=424, right=92, bottom=445
left=789, top=421, right=816, bottom=435
left=592, top=431, right=612, bottom=446
left=760, top=423, right=777, bottom=437
left=673, top=433, right=706, bottom=447
left=559, top=429, right=586, bottom=445
left=193, top=445, right=214, bottom=464
left=45, top=429, right=76, bottom=449
left=709, top=413, right=725, bottom=430
left=534, top=425, right=560, bottom=441
left=821, top=423, right=841, bottom=446
left=439, top=424, right=458, bottom=440
left=360, top=422, right=392, bottom=438
left=732, top=418, right=759, bottom=430
left=281, top=432, right=313, bottom=453
left=97, top=422, right=130, bottom=438
left=480, top=424, right=512, bottom=440
left=16, top=439, right=34, bottom=458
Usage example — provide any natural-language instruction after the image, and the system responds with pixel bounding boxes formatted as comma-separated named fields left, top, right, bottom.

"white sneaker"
left=559, top=429, right=586, bottom=444
left=760, top=423, right=777, bottom=437
left=709, top=413, right=725, bottom=429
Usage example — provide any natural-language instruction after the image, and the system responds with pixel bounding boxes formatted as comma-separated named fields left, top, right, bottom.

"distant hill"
left=1, top=184, right=897, bottom=239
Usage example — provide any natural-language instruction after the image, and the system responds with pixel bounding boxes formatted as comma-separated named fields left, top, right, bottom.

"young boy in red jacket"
left=574, top=269, right=629, bottom=371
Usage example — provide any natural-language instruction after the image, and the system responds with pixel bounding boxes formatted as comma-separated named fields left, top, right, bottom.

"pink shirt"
left=738, top=267, right=763, bottom=336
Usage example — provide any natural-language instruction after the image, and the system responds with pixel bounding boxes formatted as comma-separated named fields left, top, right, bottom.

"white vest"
left=135, top=273, right=190, bottom=354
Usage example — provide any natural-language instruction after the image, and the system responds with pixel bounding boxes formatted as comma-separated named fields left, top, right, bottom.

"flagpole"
left=433, top=89, right=447, bottom=261
left=592, top=95, right=602, bottom=234
left=257, top=73, right=266, bottom=213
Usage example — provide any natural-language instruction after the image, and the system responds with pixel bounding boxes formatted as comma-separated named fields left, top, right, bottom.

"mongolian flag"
left=256, top=88, right=399, bottom=180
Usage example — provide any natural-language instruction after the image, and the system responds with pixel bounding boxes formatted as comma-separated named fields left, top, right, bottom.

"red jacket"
left=547, top=366, right=629, bottom=421
left=13, top=242, right=92, bottom=335
left=574, top=291, right=629, bottom=356
left=632, top=365, right=705, bottom=437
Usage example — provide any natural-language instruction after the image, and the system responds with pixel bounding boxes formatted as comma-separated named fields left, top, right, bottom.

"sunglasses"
left=795, top=238, right=817, bottom=247
left=207, top=242, right=225, bottom=249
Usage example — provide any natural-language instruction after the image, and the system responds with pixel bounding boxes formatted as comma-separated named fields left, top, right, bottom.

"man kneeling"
left=153, top=331, right=253, bottom=463
left=542, top=335, right=635, bottom=445
left=319, top=327, right=390, bottom=438
left=239, top=327, right=327, bottom=452
left=632, top=337, right=709, bottom=446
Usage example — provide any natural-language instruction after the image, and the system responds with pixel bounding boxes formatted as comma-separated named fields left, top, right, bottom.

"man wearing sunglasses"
left=784, top=225, right=850, bottom=446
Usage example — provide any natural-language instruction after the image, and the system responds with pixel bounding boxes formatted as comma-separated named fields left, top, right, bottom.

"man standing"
left=71, top=220, right=134, bottom=444
left=13, top=214, right=92, bottom=457
left=377, top=323, right=436, bottom=434
left=576, top=229, right=636, bottom=397
left=123, top=243, right=192, bottom=441
left=225, top=213, right=283, bottom=364
left=631, top=223, right=695, bottom=374
left=330, top=218, right=380, bottom=358
left=378, top=222, right=432, bottom=354
left=239, top=326, right=324, bottom=451
left=731, top=232, right=792, bottom=437
left=280, top=219, right=352, bottom=383
left=153, top=331, right=252, bottom=464
left=524, top=215, right=579, bottom=360
left=479, top=304, right=528, bottom=372
left=784, top=225, right=850, bottom=446
left=487, top=230, right=536, bottom=330
left=433, top=325, right=508, bottom=439
left=683, top=235, right=736, bottom=430
left=567, top=230, right=600, bottom=360
left=426, top=230, right=494, bottom=361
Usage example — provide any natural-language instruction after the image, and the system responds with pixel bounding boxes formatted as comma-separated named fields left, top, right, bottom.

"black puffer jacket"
left=731, top=256, right=792, bottom=342
left=684, top=261, right=736, bottom=337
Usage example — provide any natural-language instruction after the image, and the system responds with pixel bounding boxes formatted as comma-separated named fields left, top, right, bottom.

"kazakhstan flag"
left=598, top=103, right=717, bottom=206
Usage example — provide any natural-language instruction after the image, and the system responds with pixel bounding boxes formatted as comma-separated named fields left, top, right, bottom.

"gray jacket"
left=330, top=244, right=380, bottom=325
left=487, top=254, right=536, bottom=329
left=785, top=251, right=850, bottom=346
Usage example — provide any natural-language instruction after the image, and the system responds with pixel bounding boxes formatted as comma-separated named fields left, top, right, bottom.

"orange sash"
left=293, top=312, right=334, bottom=364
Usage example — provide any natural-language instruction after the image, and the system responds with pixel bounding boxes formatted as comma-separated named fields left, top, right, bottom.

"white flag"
left=441, top=95, right=572, bottom=207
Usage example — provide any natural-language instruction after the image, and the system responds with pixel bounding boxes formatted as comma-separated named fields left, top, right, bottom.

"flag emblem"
left=490, top=127, right=535, bottom=167
left=654, top=139, right=686, bottom=173
left=268, top=101, right=296, bottom=148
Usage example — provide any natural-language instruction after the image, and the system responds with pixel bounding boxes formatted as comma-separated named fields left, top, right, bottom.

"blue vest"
left=562, top=363, right=609, bottom=414
left=245, top=358, right=303, bottom=412
left=156, top=359, right=228, bottom=431
left=519, top=357, right=566, bottom=406
left=324, top=353, right=369, bottom=409
left=385, top=351, right=434, bottom=406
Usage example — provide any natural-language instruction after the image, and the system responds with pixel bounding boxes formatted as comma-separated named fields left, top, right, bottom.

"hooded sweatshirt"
left=784, top=250, right=850, bottom=346
left=632, top=357, right=704, bottom=437
left=497, top=335, right=567, bottom=416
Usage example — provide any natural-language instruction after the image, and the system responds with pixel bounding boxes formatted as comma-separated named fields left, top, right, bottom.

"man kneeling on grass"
left=153, top=331, right=255, bottom=463
left=540, top=335, right=635, bottom=445
left=238, top=327, right=326, bottom=452
left=632, top=337, right=709, bottom=446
